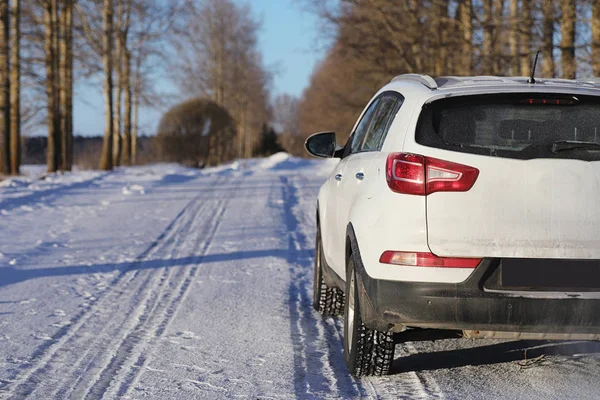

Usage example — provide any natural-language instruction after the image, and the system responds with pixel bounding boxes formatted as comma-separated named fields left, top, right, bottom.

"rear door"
left=334, top=94, right=403, bottom=273
left=416, top=93, right=600, bottom=259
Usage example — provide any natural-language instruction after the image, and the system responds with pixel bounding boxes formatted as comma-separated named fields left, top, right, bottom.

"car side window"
left=362, top=95, right=403, bottom=151
left=343, top=98, right=381, bottom=157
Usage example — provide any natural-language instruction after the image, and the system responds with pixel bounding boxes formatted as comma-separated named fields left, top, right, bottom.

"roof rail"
left=390, top=74, right=438, bottom=90
left=578, top=78, right=600, bottom=86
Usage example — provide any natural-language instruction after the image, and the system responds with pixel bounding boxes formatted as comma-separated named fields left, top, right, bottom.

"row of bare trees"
left=73, top=0, right=171, bottom=171
left=0, top=0, right=170, bottom=175
left=0, top=0, right=279, bottom=175
left=272, top=0, right=600, bottom=154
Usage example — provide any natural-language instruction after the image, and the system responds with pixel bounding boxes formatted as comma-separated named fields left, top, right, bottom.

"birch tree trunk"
left=45, top=0, right=59, bottom=173
left=112, top=0, right=123, bottom=167
left=9, top=0, right=18, bottom=175
left=120, top=0, right=132, bottom=165
left=65, top=0, right=73, bottom=169
left=561, top=0, right=576, bottom=79
left=131, top=49, right=141, bottom=165
left=59, top=0, right=71, bottom=171
left=122, top=46, right=132, bottom=165
left=52, top=0, right=61, bottom=166
left=99, top=0, right=114, bottom=171
left=0, top=0, right=9, bottom=175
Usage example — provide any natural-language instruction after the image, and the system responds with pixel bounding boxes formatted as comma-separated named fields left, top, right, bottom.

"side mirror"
left=305, top=131, right=342, bottom=158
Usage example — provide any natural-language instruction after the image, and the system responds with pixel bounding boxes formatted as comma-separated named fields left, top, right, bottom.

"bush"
left=154, top=98, right=237, bottom=167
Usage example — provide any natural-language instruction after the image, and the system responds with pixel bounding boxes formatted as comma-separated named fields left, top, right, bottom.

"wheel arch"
left=346, top=223, right=390, bottom=332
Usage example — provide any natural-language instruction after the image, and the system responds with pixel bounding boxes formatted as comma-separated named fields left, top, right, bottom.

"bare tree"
left=65, top=0, right=73, bottom=169
left=492, top=0, right=505, bottom=74
left=274, top=94, right=304, bottom=156
left=9, top=0, right=20, bottom=174
left=99, top=0, right=113, bottom=170
left=59, top=0, right=73, bottom=171
left=112, top=0, right=123, bottom=166
left=508, top=0, right=520, bottom=75
left=44, top=0, right=60, bottom=172
left=173, top=0, right=271, bottom=162
left=131, top=44, right=141, bottom=164
left=542, top=0, right=556, bottom=77
left=120, top=0, right=132, bottom=165
left=433, top=0, right=447, bottom=76
left=459, top=0, right=473, bottom=74
left=0, top=0, right=9, bottom=175
left=481, top=0, right=493, bottom=74
left=520, top=0, right=533, bottom=75
left=561, top=0, right=576, bottom=79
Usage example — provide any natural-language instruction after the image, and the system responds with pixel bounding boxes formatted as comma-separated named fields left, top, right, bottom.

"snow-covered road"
left=1, top=154, right=600, bottom=399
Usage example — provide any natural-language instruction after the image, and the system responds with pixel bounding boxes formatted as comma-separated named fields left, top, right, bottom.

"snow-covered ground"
left=0, top=153, right=600, bottom=399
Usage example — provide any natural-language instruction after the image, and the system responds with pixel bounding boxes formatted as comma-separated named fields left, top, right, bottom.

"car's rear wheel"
left=344, top=252, right=395, bottom=376
left=313, top=225, right=344, bottom=315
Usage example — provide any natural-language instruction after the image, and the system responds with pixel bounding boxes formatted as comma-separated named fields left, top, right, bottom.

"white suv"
left=306, top=74, right=600, bottom=377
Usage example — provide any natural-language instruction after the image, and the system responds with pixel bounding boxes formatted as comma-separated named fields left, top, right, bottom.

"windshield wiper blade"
left=551, top=140, right=600, bottom=153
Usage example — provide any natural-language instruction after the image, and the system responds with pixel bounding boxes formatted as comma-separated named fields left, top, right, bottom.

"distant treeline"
left=22, top=136, right=154, bottom=169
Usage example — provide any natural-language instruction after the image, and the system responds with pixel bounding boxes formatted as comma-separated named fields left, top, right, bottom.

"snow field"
left=0, top=154, right=599, bottom=399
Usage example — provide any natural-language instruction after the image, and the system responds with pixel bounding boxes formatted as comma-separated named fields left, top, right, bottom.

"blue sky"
left=72, top=0, right=329, bottom=137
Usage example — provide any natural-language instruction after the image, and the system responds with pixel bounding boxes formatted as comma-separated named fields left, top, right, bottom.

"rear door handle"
left=355, top=172, right=365, bottom=180
left=335, top=174, right=343, bottom=181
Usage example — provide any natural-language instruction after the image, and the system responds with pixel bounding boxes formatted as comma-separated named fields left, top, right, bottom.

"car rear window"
left=416, top=93, right=600, bottom=161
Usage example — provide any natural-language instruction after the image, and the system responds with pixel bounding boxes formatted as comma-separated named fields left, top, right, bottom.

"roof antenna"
left=528, top=50, right=540, bottom=84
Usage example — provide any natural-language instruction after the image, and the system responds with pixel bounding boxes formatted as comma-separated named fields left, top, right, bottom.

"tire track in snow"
left=281, top=175, right=369, bottom=399
left=1, top=194, right=201, bottom=399
left=82, top=199, right=227, bottom=400
left=1, top=175, right=231, bottom=399
left=59, top=199, right=223, bottom=400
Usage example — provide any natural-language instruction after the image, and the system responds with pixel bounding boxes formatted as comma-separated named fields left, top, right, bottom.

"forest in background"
left=5, top=0, right=600, bottom=171
left=283, top=0, right=600, bottom=155
left=0, top=0, right=279, bottom=174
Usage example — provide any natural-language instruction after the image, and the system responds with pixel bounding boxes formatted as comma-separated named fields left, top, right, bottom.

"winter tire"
left=313, top=225, right=345, bottom=315
left=344, top=252, right=395, bottom=377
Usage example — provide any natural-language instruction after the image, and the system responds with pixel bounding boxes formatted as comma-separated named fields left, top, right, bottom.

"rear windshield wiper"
left=551, top=140, right=600, bottom=153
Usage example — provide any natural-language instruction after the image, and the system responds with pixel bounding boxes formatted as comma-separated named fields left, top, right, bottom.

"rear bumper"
left=357, top=258, right=600, bottom=334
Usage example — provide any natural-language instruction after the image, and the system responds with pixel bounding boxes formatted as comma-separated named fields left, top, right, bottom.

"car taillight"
left=385, top=153, right=479, bottom=195
left=379, top=251, right=481, bottom=268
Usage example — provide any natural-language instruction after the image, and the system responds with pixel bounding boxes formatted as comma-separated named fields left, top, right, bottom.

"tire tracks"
left=1, top=194, right=199, bottom=399
left=281, top=175, right=367, bottom=398
left=81, top=199, right=227, bottom=400
left=1, top=175, right=233, bottom=400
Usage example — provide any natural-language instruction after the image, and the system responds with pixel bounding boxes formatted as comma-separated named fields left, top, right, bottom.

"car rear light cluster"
left=379, top=251, right=481, bottom=268
left=385, top=153, right=479, bottom=195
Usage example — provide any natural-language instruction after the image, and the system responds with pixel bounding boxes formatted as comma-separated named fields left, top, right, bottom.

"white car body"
left=318, top=75, right=600, bottom=286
